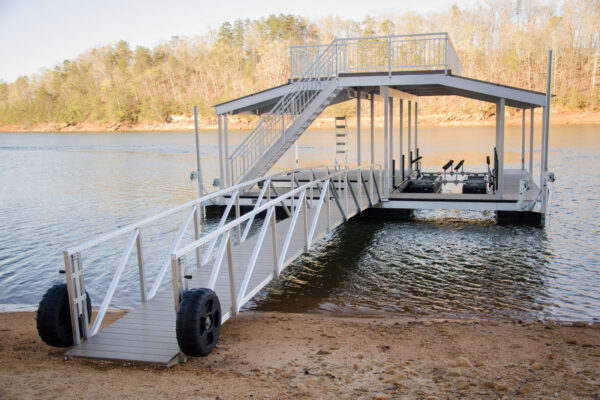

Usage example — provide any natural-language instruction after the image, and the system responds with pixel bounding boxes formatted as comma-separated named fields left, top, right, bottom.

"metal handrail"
left=171, top=164, right=384, bottom=320
left=290, top=32, right=462, bottom=78
left=228, top=33, right=462, bottom=186
left=228, top=39, right=340, bottom=183
left=62, top=165, right=329, bottom=344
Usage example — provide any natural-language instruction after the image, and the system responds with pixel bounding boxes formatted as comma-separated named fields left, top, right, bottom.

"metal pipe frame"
left=172, top=164, right=383, bottom=319
left=62, top=165, right=328, bottom=340
left=495, top=98, right=506, bottom=197
left=529, top=108, right=534, bottom=183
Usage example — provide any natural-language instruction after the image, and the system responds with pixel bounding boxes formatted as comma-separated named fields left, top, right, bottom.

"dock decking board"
left=67, top=187, right=369, bottom=365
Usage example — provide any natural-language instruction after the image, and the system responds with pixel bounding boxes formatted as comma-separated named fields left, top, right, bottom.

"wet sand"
left=0, top=311, right=599, bottom=399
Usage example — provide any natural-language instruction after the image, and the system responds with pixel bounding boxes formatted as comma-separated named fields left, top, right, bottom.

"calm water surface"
left=0, top=126, right=598, bottom=321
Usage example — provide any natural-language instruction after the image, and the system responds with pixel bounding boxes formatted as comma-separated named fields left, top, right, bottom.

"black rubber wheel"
left=176, top=288, right=221, bottom=357
left=36, top=283, right=92, bottom=347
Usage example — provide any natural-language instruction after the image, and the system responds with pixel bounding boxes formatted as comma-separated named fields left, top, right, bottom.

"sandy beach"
left=1, top=110, right=599, bottom=133
left=0, top=311, right=598, bottom=399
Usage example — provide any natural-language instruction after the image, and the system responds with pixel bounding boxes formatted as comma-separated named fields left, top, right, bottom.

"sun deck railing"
left=290, top=32, right=462, bottom=79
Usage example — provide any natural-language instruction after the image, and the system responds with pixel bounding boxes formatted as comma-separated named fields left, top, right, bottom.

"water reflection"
left=250, top=212, right=553, bottom=320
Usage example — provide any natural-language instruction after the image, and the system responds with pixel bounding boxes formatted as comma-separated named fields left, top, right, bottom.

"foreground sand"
left=0, top=311, right=598, bottom=399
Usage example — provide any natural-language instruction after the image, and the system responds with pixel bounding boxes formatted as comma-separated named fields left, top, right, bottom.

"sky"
left=0, top=0, right=478, bottom=83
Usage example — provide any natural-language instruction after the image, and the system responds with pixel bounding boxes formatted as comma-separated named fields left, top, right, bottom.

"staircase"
left=228, top=40, right=341, bottom=184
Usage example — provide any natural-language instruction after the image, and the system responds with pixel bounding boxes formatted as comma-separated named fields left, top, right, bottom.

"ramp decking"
left=67, top=186, right=366, bottom=366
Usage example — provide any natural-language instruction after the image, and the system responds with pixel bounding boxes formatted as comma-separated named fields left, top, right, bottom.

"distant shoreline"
left=1, top=110, right=598, bottom=133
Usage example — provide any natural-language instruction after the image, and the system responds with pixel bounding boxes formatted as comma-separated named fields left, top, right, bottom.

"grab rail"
left=171, top=164, right=383, bottom=320
left=62, top=165, right=332, bottom=344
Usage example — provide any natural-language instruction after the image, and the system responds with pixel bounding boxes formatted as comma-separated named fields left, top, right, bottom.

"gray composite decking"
left=67, top=187, right=370, bottom=366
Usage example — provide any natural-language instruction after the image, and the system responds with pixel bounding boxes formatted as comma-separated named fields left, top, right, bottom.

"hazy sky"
left=0, top=0, right=478, bottom=83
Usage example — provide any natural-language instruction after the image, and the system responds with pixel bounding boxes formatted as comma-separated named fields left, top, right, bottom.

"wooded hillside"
left=0, top=0, right=598, bottom=126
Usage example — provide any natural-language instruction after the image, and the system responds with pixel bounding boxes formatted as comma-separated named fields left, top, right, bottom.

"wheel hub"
left=205, top=315, right=212, bottom=330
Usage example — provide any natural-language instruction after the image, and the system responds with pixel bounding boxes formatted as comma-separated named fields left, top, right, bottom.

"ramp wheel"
left=176, top=288, right=221, bottom=357
left=36, top=283, right=92, bottom=347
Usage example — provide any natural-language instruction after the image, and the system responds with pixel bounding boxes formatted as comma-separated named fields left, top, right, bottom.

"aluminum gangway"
left=60, top=165, right=382, bottom=366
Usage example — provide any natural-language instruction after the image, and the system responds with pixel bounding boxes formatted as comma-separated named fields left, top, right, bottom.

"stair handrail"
left=228, top=38, right=341, bottom=183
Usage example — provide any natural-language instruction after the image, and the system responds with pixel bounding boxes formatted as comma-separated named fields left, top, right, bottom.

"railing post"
left=344, top=169, right=349, bottom=216
left=63, top=251, right=82, bottom=345
left=270, top=206, right=279, bottom=278
left=291, top=171, right=295, bottom=211
left=171, top=256, right=181, bottom=312
left=326, top=182, right=331, bottom=232
left=226, top=234, right=238, bottom=316
left=136, top=229, right=147, bottom=304
left=235, top=191, right=241, bottom=244
left=445, top=35, right=449, bottom=75
left=193, top=206, right=201, bottom=270
left=303, top=191, right=309, bottom=251
left=388, top=37, right=392, bottom=77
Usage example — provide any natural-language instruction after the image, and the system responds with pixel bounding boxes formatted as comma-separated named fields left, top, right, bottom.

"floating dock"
left=43, top=32, right=553, bottom=365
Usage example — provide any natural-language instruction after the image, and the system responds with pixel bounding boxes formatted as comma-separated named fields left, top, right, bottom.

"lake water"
left=0, top=125, right=598, bottom=321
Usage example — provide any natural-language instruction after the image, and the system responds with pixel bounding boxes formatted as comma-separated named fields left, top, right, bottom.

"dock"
left=41, top=32, right=554, bottom=366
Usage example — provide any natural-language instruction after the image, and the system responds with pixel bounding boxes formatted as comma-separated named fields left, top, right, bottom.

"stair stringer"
left=235, top=80, right=341, bottom=183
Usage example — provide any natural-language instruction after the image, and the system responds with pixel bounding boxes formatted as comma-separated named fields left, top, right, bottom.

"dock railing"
left=229, top=33, right=461, bottom=185
left=290, top=32, right=462, bottom=79
left=62, top=164, right=382, bottom=345
left=171, top=164, right=383, bottom=322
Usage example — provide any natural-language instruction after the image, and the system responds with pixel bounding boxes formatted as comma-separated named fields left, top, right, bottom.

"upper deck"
left=215, top=32, right=546, bottom=116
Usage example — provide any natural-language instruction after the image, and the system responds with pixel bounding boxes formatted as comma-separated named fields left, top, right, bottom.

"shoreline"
left=1, top=110, right=599, bottom=133
left=1, top=311, right=598, bottom=399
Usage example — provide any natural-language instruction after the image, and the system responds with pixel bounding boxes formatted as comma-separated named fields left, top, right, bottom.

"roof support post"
left=414, top=102, right=418, bottom=159
left=217, top=114, right=225, bottom=191
left=411, top=101, right=420, bottom=172
left=357, top=90, right=361, bottom=166
left=495, top=98, right=506, bottom=198
left=370, top=93, right=375, bottom=166
left=224, top=113, right=230, bottom=187
left=383, top=86, right=389, bottom=199
left=529, top=108, right=534, bottom=183
left=408, top=100, right=412, bottom=175
left=389, top=97, right=394, bottom=192
left=399, top=100, right=404, bottom=180
left=541, top=50, right=553, bottom=218
left=521, top=108, right=526, bottom=170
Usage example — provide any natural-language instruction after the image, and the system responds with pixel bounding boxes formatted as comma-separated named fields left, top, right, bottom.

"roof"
left=214, top=70, right=547, bottom=115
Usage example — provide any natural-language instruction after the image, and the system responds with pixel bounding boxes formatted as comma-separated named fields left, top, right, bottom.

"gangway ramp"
left=64, top=165, right=382, bottom=366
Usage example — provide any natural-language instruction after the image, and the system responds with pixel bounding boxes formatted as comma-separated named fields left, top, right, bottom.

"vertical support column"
left=529, top=108, right=534, bottom=183
left=407, top=101, right=412, bottom=175
left=357, top=91, right=361, bottom=167
left=414, top=102, right=418, bottom=156
left=383, top=87, right=389, bottom=198
left=541, top=50, right=553, bottom=217
left=496, top=98, right=506, bottom=197
left=521, top=108, right=526, bottom=170
left=217, top=115, right=224, bottom=190
left=370, top=93, right=375, bottom=166
left=224, top=113, right=230, bottom=187
left=399, top=100, right=404, bottom=180
left=193, top=105, right=204, bottom=197
left=389, top=98, right=394, bottom=191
